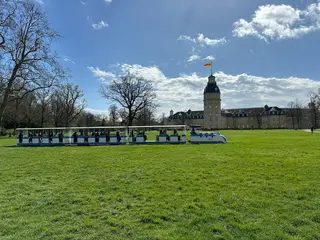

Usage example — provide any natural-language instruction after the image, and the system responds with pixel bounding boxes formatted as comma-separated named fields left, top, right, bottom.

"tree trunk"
left=0, top=63, right=21, bottom=132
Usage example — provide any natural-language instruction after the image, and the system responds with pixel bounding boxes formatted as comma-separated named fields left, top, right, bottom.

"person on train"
left=106, top=131, right=110, bottom=142
left=28, top=132, right=33, bottom=144
left=95, top=132, right=100, bottom=143
left=72, top=131, right=78, bottom=143
left=39, top=132, right=43, bottom=143
left=59, top=132, right=64, bottom=143
left=143, top=131, right=147, bottom=141
left=84, top=132, right=88, bottom=143
left=18, top=131, right=23, bottom=144
left=49, top=131, right=53, bottom=143
left=116, top=131, right=121, bottom=142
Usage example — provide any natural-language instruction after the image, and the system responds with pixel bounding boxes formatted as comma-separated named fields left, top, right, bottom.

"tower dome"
left=203, top=75, right=221, bottom=130
left=204, top=75, right=220, bottom=94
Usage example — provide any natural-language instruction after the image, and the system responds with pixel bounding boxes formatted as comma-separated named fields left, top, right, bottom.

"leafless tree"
left=294, top=99, right=303, bottom=129
left=308, top=89, right=320, bottom=128
left=251, top=109, right=262, bottom=129
left=118, top=108, right=128, bottom=126
left=108, top=104, right=119, bottom=125
left=20, top=92, right=38, bottom=128
left=0, top=0, right=66, bottom=131
left=288, top=101, right=296, bottom=129
left=161, top=113, right=166, bottom=125
left=100, top=73, right=157, bottom=126
left=36, top=87, right=53, bottom=128
left=135, top=107, right=155, bottom=125
left=0, top=0, right=16, bottom=49
left=50, top=83, right=86, bottom=127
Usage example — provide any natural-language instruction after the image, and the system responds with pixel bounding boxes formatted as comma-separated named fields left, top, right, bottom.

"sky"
left=36, top=0, right=320, bottom=117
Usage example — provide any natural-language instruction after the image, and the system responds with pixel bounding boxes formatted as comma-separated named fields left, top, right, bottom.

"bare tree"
left=0, top=0, right=66, bottom=131
left=108, top=104, right=119, bottom=125
left=20, top=92, right=38, bottom=128
left=161, top=113, right=166, bottom=125
left=308, top=89, right=320, bottom=128
left=50, top=83, right=86, bottom=127
left=36, top=87, right=53, bottom=128
left=118, top=108, right=128, bottom=126
left=100, top=73, right=157, bottom=126
left=288, top=101, right=296, bottom=129
left=294, top=99, right=303, bottom=129
left=135, top=107, right=155, bottom=125
left=0, top=0, right=16, bottom=49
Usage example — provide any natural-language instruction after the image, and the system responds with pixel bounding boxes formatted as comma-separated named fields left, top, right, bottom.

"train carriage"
left=128, top=125, right=187, bottom=145
left=16, top=126, right=128, bottom=147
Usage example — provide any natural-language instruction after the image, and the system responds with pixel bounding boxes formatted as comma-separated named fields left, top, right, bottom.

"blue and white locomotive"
left=189, top=125, right=228, bottom=144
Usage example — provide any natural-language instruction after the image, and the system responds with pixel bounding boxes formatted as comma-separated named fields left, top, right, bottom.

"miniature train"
left=16, top=125, right=228, bottom=147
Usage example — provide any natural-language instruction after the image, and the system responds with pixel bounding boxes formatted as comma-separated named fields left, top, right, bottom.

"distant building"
left=167, top=75, right=312, bottom=129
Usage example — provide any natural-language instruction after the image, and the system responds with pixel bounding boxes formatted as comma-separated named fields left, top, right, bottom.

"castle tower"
left=203, top=75, right=221, bottom=129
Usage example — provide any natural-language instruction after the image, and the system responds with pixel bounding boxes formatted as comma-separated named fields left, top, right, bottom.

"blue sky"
left=38, top=0, right=320, bottom=116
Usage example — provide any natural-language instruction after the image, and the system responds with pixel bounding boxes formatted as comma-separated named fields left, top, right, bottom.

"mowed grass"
left=0, top=130, right=320, bottom=239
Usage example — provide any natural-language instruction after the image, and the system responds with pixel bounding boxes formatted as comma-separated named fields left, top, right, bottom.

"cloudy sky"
left=39, top=0, right=320, bottom=116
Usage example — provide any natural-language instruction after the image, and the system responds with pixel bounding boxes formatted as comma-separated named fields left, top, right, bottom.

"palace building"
left=167, top=75, right=312, bottom=129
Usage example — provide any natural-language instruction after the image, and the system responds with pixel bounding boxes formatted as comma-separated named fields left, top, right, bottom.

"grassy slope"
left=0, top=130, right=320, bottom=240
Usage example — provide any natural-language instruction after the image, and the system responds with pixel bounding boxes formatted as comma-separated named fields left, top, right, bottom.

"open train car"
left=189, top=125, right=228, bottom=144
left=16, top=126, right=127, bottom=147
left=128, top=125, right=187, bottom=145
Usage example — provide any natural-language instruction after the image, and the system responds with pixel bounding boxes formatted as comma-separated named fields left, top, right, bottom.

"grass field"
left=0, top=130, right=320, bottom=239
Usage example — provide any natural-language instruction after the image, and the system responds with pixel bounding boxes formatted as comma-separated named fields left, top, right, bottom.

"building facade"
left=167, top=75, right=313, bottom=130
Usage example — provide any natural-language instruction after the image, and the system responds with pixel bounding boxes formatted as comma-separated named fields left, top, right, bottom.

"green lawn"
left=0, top=130, right=320, bottom=239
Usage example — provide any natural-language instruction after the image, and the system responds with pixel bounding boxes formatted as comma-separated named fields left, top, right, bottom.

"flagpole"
left=210, top=61, right=212, bottom=76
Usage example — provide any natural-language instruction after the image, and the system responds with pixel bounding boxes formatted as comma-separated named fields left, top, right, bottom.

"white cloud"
left=88, top=64, right=320, bottom=115
left=92, top=21, right=108, bottom=30
left=34, top=0, right=44, bottom=4
left=80, top=0, right=87, bottom=5
left=188, top=55, right=201, bottom=62
left=104, top=0, right=112, bottom=3
left=233, top=2, right=320, bottom=41
left=204, top=55, right=215, bottom=61
left=178, top=34, right=225, bottom=64
left=178, top=33, right=227, bottom=47
left=87, top=66, right=116, bottom=81
left=85, top=108, right=109, bottom=116
left=63, top=56, right=75, bottom=64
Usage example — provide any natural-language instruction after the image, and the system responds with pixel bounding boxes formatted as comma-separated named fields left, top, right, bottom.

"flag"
left=204, top=62, right=211, bottom=68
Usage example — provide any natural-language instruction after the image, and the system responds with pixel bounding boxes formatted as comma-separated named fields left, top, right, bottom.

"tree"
left=36, top=87, right=53, bottom=128
left=0, top=0, right=16, bottom=49
left=108, top=104, right=119, bottom=125
left=294, top=99, right=303, bottom=129
left=308, top=89, right=320, bottom=128
left=288, top=101, right=296, bottom=129
left=135, top=107, right=155, bottom=125
left=0, top=0, right=66, bottom=131
left=100, top=73, right=157, bottom=126
left=50, top=83, right=86, bottom=127
left=161, top=113, right=166, bottom=125
left=118, top=108, right=128, bottom=126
